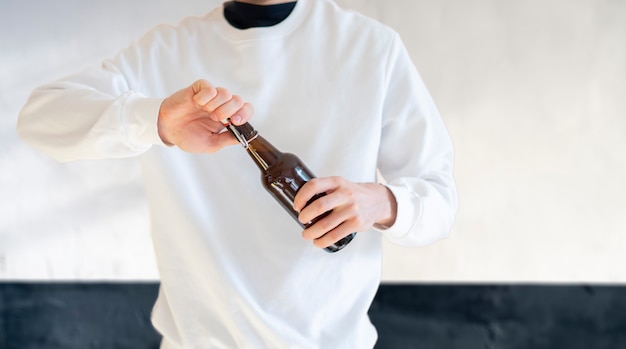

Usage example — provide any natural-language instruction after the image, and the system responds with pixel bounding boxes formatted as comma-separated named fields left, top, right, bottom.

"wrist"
left=374, top=183, right=398, bottom=227
left=157, top=102, right=174, bottom=146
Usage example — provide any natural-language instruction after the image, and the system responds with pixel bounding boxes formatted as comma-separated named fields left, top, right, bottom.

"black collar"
left=224, top=1, right=297, bottom=29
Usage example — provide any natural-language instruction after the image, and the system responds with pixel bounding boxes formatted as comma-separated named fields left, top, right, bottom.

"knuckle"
left=231, top=94, right=243, bottom=105
left=345, top=202, right=358, bottom=215
left=194, top=79, right=212, bottom=93
left=301, top=229, right=311, bottom=240
left=244, top=102, right=254, bottom=114
left=326, top=230, right=344, bottom=245
left=312, top=178, right=325, bottom=191
left=216, top=87, right=232, bottom=99
left=317, top=217, right=335, bottom=233
left=314, top=196, right=329, bottom=210
left=213, top=108, right=229, bottom=120
left=352, top=215, right=366, bottom=229
left=345, top=189, right=356, bottom=202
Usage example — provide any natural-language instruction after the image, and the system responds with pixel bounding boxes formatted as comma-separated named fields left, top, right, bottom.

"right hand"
left=157, top=79, right=253, bottom=153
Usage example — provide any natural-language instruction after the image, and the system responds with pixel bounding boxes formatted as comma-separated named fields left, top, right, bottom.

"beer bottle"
left=223, top=120, right=355, bottom=253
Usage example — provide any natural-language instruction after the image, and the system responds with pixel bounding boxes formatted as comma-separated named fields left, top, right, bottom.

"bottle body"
left=226, top=121, right=355, bottom=253
left=260, top=151, right=355, bottom=253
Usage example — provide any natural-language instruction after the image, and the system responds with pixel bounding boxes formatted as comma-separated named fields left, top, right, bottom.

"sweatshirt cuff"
left=374, top=183, right=423, bottom=241
left=125, top=94, right=169, bottom=147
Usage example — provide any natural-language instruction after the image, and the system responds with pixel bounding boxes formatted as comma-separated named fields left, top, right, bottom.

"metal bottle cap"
left=222, top=119, right=258, bottom=149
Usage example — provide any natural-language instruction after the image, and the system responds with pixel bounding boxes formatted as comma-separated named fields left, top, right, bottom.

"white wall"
left=1, top=0, right=624, bottom=282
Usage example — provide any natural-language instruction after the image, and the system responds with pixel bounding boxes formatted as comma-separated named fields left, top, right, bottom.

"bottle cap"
left=223, top=119, right=258, bottom=148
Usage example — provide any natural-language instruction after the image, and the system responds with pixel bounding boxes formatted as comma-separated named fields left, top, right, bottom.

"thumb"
left=206, top=129, right=240, bottom=153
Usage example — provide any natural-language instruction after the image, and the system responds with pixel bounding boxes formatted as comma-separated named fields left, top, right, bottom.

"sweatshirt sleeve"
left=16, top=34, right=168, bottom=163
left=374, top=32, right=458, bottom=247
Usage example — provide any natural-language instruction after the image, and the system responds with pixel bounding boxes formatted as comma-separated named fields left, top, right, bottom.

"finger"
left=293, top=177, right=342, bottom=212
left=301, top=208, right=347, bottom=241
left=194, top=127, right=240, bottom=154
left=313, top=224, right=354, bottom=249
left=191, top=80, right=217, bottom=105
left=203, top=87, right=233, bottom=112
left=211, top=94, right=245, bottom=122
left=208, top=129, right=240, bottom=150
left=298, top=193, right=342, bottom=225
left=229, top=102, right=254, bottom=125
left=191, top=79, right=213, bottom=93
left=302, top=213, right=354, bottom=249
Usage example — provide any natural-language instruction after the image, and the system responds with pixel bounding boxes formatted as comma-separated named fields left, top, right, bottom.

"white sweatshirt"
left=17, top=0, right=457, bottom=347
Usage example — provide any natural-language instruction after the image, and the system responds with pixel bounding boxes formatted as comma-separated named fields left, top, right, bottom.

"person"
left=17, top=0, right=458, bottom=347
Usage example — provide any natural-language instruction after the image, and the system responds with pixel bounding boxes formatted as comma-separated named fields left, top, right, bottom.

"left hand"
left=293, top=176, right=397, bottom=249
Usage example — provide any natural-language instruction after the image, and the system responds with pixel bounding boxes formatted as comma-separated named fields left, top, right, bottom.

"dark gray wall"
left=2, top=284, right=625, bottom=348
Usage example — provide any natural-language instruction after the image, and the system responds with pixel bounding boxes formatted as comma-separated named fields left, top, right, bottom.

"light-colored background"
left=1, top=0, right=624, bottom=282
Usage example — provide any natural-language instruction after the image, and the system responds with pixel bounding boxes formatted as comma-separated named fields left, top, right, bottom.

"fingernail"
left=232, top=115, right=242, bottom=124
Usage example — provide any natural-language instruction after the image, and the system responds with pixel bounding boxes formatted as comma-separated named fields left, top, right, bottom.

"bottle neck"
left=225, top=122, right=282, bottom=171
left=246, top=135, right=280, bottom=171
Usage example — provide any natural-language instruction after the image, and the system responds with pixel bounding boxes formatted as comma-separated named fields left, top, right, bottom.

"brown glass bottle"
left=224, top=120, right=355, bottom=253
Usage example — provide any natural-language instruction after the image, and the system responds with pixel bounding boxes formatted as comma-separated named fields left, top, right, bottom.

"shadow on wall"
left=1, top=283, right=626, bottom=348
